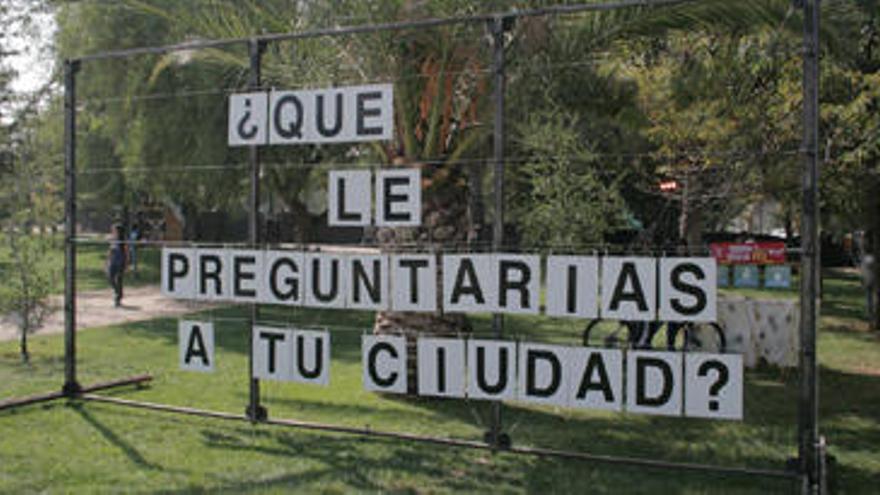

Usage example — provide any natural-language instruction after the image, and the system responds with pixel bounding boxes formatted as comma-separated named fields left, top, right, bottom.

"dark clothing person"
left=863, top=254, right=876, bottom=321
left=108, top=235, right=128, bottom=307
left=108, top=267, right=124, bottom=306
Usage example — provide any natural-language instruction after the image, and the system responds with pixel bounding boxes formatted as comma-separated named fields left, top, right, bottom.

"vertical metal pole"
left=486, top=15, right=510, bottom=450
left=246, top=39, right=267, bottom=422
left=63, top=59, right=81, bottom=396
left=799, top=1, right=821, bottom=493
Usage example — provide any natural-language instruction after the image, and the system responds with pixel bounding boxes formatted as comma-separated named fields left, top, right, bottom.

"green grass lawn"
left=0, top=270, right=878, bottom=493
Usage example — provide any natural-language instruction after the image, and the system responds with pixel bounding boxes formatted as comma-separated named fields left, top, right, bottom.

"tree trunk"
left=7, top=231, right=31, bottom=363
left=678, top=173, right=704, bottom=250
left=373, top=161, right=474, bottom=393
left=872, top=227, right=880, bottom=331
left=784, top=211, right=794, bottom=241
left=467, top=162, right=487, bottom=244
left=685, top=206, right=704, bottom=250
left=866, top=176, right=880, bottom=330
left=20, top=315, right=29, bottom=364
left=287, top=201, right=315, bottom=244
left=678, top=175, right=689, bottom=245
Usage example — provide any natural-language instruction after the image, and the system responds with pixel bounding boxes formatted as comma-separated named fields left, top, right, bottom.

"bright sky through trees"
left=5, top=5, right=55, bottom=93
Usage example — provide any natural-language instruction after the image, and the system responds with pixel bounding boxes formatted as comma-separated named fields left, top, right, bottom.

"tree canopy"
left=2, top=0, right=875, bottom=258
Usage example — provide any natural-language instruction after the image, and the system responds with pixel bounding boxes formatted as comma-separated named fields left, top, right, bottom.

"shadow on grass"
left=197, top=430, right=387, bottom=493
left=70, top=402, right=161, bottom=471
left=159, top=428, right=524, bottom=494
left=262, top=389, right=793, bottom=466
left=118, top=312, right=880, bottom=427
left=185, top=421, right=792, bottom=494
left=822, top=299, right=868, bottom=322
left=5, top=363, right=874, bottom=492
left=822, top=272, right=870, bottom=321
left=99, top=289, right=880, bottom=493
left=822, top=323, right=878, bottom=343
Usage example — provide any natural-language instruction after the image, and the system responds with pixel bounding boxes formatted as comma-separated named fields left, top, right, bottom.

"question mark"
left=697, top=360, right=729, bottom=412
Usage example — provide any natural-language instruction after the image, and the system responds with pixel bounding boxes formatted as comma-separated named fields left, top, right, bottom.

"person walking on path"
left=862, top=253, right=876, bottom=323
left=107, top=224, right=129, bottom=307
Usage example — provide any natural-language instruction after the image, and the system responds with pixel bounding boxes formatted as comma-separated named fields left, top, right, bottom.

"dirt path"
left=0, top=286, right=213, bottom=342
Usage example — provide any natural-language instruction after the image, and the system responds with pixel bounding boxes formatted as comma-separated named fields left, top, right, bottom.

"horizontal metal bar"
left=79, top=374, right=154, bottom=394
left=83, top=393, right=246, bottom=421
left=81, top=393, right=797, bottom=481
left=72, top=0, right=697, bottom=63
left=81, top=393, right=488, bottom=448
left=0, top=374, right=152, bottom=412
left=68, top=237, right=731, bottom=256
left=0, top=389, right=65, bottom=411
left=69, top=148, right=800, bottom=175
left=511, top=444, right=798, bottom=480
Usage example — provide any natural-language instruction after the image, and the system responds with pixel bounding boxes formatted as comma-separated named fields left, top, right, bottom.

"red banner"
left=709, top=242, right=786, bottom=265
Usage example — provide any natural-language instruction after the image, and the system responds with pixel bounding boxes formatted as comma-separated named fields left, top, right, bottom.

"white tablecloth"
left=717, top=296, right=800, bottom=368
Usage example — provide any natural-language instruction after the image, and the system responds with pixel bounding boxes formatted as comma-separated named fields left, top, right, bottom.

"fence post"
left=485, top=14, right=512, bottom=451
left=246, top=38, right=268, bottom=422
left=799, top=0, right=821, bottom=493
left=63, top=59, right=81, bottom=397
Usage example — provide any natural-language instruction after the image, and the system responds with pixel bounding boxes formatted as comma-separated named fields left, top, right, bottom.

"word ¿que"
left=228, top=84, right=393, bottom=146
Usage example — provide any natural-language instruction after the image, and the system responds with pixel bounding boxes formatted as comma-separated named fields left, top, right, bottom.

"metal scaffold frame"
left=0, top=1, right=825, bottom=492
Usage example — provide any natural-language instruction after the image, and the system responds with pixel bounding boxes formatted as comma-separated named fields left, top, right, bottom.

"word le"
left=228, top=84, right=393, bottom=146
left=328, top=169, right=421, bottom=227
left=363, top=336, right=742, bottom=420
left=163, top=250, right=718, bottom=322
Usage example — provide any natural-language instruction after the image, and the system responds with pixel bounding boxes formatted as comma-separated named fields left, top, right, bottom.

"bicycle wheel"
left=681, top=322, right=727, bottom=353
left=636, top=321, right=664, bottom=350
left=663, top=321, right=688, bottom=351
left=582, top=319, right=630, bottom=348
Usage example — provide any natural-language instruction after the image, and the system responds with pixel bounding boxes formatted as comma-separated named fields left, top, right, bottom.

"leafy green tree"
left=0, top=0, right=61, bottom=362
left=58, top=0, right=872, bottom=336
left=625, top=32, right=800, bottom=245
left=118, top=0, right=822, bottom=332
left=55, top=0, right=251, bottom=237
left=118, top=1, right=502, bottom=340
left=582, top=0, right=856, bottom=247
left=818, top=1, right=880, bottom=327
left=512, top=107, right=626, bottom=247
left=0, top=150, right=59, bottom=363
left=504, top=11, right=657, bottom=248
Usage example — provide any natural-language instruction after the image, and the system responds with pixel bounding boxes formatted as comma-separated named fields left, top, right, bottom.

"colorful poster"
left=764, top=265, right=792, bottom=289
left=709, top=242, right=786, bottom=265
left=733, top=265, right=760, bottom=288
left=717, top=265, right=730, bottom=287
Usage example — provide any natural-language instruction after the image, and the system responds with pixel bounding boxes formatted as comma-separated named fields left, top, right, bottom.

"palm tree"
left=129, top=1, right=496, bottom=343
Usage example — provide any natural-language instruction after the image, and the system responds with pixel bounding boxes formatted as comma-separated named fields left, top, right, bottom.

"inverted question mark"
left=697, top=360, right=729, bottom=412
left=237, top=98, right=259, bottom=140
